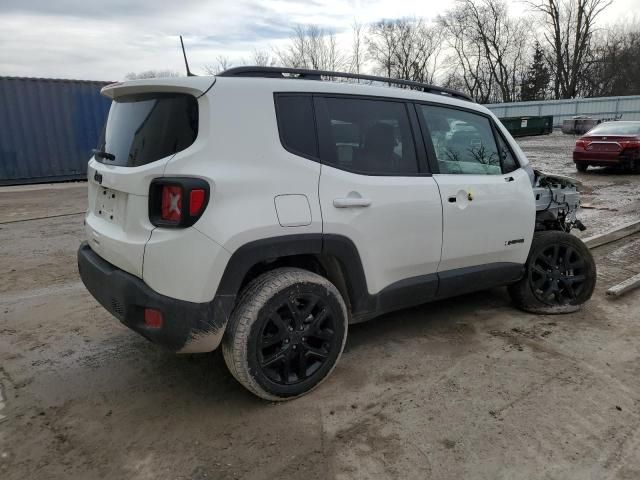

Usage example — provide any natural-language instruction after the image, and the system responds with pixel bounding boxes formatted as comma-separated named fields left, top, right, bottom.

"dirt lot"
left=1, top=132, right=640, bottom=479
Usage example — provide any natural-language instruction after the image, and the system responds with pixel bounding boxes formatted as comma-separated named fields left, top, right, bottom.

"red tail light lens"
left=161, top=185, right=183, bottom=222
left=189, top=189, right=206, bottom=216
left=575, top=139, right=586, bottom=148
left=619, top=139, right=640, bottom=148
left=149, top=178, right=209, bottom=228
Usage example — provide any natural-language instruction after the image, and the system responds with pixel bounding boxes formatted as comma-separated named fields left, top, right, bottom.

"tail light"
left=149, top=178, right=209, bottom=228
left=575, top=138, right=587, bottom=149
left=619, top=139, right=640, bottom=148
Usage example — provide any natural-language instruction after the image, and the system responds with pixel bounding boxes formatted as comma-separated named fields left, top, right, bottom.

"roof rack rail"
left=217, top=66, right=474, bottom=102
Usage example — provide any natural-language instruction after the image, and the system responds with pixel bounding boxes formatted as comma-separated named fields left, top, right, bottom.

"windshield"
left=96, top=93, right=198, bottom=166
left=588, top=122, right=640, bottom=136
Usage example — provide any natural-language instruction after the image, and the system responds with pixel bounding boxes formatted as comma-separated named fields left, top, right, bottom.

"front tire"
left=508, top=231, right=596, bottom=314
left=222, top=268, right=348, bottom=401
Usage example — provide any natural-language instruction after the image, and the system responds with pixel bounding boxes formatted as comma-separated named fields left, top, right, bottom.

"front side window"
left=96, top=93, right=198, bottom=167
left=316, top=97, right=418, bottom=175
left=419, top=105, right=503, bottom=175
left=495, top=131, right=519, bottom=173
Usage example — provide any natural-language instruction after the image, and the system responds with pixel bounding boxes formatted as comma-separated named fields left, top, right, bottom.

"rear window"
left=96, top=93, right=198, bottom=167
left=588, top=122, right=640, bottom=135
left=274, top=94, right=318, bottom=159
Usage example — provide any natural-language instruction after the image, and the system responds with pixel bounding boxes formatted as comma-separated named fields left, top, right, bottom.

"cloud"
left=0, top=0, right=636, bottom=81
left=0, top=0, right=208, bottom=18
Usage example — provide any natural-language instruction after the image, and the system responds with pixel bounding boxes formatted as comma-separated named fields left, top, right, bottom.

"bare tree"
left=366, top=19, right=444, bottom=84
left=251, top=49, right=274, bottom=67
left=125, top=70, right=181, bottom=80
left=366, top=21, right=396, bottom=78
left=273, top=25, right=348, bottom=71
left=581, top=20, right=640, bottom=97
left=204, top=55, right=232, bottom=75
left=525, top=0, right=613, bottom=99
left=350, top=20, right=365, bottom=74
left=439, top=8, right=495, bottom=102
left=439, top=0, right=529, bottom=103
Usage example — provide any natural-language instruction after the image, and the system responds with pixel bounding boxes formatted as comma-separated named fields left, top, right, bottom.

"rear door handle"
left=504, top=176, right=514, bottom=182
left=333, top=197, right=372, bottom=208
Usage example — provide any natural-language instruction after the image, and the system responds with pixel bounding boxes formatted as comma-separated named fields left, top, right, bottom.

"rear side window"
left=315, top=97, right=418, bottom=175
left=274, top=95, right=318, bottom=159
left=96, top=93, right=198, bottom=167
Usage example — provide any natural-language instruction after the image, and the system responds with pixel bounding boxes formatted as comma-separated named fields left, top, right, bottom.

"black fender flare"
left=213, top=233, right=370, bottom=320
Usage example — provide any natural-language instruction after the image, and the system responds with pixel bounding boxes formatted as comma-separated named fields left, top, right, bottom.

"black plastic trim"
left=216, top=234, right=324, bottom=298
left=77, top=242, right=228, bottom=352
left=437, top=262, right=524, bottom=299
left=218, top=66, right=473, bottom=101
left=79, top=233, right=527, bottom=350
left=215, top=234, right=525, bottom=323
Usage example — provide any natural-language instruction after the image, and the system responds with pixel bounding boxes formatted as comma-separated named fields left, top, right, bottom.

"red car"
left=573, top=121, right=640, bottom=172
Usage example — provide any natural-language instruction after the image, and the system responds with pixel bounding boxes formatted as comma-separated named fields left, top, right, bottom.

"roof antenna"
left=180, top=35, right=195, bottom=77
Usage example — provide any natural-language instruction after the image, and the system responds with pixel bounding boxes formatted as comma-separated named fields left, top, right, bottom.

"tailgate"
left=84, top=81, right=210, bottom=278
left=85, top=160, right=166, bottom=278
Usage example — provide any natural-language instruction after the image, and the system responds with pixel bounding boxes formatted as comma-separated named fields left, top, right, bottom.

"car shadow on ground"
left=147, top=287, right=515, bottom=404
left=580, top=166, right=639, bottom=176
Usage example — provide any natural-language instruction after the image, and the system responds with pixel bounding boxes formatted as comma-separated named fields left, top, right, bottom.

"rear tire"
left=508, top=231, right=596, bottom=314
left=222, top=268, right=348, bottom=401
left=576, top=163, right=588, bottom=172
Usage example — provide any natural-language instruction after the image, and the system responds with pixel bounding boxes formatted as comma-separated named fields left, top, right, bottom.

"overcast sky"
left=1, top=0, right=638, bottom=81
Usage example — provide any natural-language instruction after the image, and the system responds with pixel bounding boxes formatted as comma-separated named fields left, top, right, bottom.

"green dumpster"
left=498, top=116, right=553, bottom=137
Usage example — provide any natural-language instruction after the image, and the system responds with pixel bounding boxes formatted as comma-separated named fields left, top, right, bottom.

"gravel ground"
left=518, top=132, right=640, bottom=236
left=1, top=133, right=639, bottom=480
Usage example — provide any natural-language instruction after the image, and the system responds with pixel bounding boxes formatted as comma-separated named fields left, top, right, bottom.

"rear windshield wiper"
left=92, top=148, right=115, bottom=161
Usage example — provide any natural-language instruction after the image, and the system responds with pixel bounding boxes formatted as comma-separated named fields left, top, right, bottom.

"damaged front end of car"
left=533, top=170, right=586, bottom=233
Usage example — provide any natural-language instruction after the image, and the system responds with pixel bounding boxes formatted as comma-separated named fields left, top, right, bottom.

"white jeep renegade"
left=78, top=67, right=596, bottom=400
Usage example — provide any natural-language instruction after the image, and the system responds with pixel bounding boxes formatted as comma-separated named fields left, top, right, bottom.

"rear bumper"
left=77, top=242, right=231, bottom=353
left=573, top=150, right=639, bottom=166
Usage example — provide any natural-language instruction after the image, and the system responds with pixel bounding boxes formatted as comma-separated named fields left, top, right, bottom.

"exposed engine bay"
left=533, top=170, right=586, bottom=233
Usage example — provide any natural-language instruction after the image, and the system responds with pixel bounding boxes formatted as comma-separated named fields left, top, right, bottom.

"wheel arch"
left=215, top=234, right=370, bottom=321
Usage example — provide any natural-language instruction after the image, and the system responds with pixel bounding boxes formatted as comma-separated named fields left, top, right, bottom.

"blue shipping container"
left=0, top=76, right=112, bottom=185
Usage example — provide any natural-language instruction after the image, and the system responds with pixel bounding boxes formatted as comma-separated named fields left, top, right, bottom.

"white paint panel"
left=274, top=194, right=312, bottom=227
left=143, top=227, right=231, bottom=303
left=434, top=168, right=535, bottom=271
left=319, top=165, right=443, bottom=294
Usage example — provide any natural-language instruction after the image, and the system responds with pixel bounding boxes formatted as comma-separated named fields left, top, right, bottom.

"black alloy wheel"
left=529, top=243, right=587, bottom=306
left=222, top=268, right=348, bottom=400
left=258, top=293, right=337, bottom=385
left=508, top=231, right=596, bottom=314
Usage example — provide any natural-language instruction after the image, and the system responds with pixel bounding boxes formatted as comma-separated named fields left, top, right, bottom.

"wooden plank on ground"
left=583, top=220, right=640, bottom=249
left=606, top=272, right=640, bottom=297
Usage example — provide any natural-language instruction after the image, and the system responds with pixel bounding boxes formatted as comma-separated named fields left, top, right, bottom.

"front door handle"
left=333, top=197, right=372, bottom=208
left=449, top=192, right=473, bottom=203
